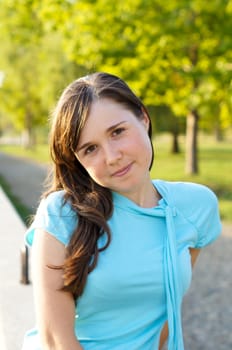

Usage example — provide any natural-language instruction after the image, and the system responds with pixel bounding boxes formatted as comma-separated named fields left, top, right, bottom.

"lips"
left=111, top=162, right=133, bottom=177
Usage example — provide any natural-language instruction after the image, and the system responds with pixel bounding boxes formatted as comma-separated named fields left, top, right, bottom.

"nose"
left=104, top=142, right=122, bottom=165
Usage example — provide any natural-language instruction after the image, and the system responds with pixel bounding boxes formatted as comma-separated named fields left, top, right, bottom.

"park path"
left=0, top=152, right=50, bottom=211
left=0, top=151, right=232, bottom=349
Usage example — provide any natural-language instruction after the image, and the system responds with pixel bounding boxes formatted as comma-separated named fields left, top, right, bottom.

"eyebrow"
left=76, top=121, right=127, bottom=153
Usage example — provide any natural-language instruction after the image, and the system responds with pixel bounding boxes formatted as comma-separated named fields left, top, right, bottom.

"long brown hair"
left=47, top=72, right=154, bottom=299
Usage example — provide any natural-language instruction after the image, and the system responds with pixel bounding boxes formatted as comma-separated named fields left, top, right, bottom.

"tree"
left=19, top=0, right=232, bottom=170
left=0, top=0, right=81, bottom=146
left=150, top=105, right=186, bottom=154
left=0, top=0, right=42, bottom=145
left=199, top=77, right=232, bottom=141
left=40, top=0, right=232, bottom=172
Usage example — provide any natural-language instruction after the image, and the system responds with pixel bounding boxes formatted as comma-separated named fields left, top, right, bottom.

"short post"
left=20, top=245, right=30, bottom=284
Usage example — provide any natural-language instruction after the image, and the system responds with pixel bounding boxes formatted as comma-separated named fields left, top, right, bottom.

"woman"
left=22, top=72, right=221, bottom=350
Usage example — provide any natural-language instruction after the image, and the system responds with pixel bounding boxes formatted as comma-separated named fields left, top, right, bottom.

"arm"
left=159, top=322, right=168, bottom=350
left=159, top=247, right=201, bottom=349
left=189, top=247, right=201, bottom=267
left=32, top=229, right=83, bottom=350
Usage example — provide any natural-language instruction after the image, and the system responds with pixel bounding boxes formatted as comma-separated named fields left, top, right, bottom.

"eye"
left=84, top=144, right=97, bottom=155
left=112, top=127, right=125, bottom=137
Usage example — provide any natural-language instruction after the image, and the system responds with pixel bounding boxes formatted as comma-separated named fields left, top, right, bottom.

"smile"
left=111, top=163, right=133, bottom=177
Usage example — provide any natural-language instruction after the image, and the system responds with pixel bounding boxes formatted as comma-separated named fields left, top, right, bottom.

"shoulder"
left=153, top=179, right=218, bottom=213
left=154, top=179, right=222, bottom=247
left=39, top=190, right=76, bottom=217
left=25, top=191, right=77, bottom=247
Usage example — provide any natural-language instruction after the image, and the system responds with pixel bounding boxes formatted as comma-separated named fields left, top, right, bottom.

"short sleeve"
left=160, top=181, right=223, bottom=249
left=187, top=184, right=222, bottom=248
left=25, top=191, right=78, bottom=246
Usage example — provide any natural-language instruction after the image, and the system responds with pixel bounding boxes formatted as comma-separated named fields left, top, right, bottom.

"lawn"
left=0, top=133, right=231, bottom=222
left=0, top=143, right=50, bottom=164
left=151, top=134, right=232, bottom=223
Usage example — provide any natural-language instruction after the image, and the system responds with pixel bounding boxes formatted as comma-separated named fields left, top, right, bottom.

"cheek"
left=81, top=160, right=105, bottom=182
left=88, top=167, right=102, bottom=180
left=134, top=131, right=153, bottom=161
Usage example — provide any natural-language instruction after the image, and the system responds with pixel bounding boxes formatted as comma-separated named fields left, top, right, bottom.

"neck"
left=120, top=180, right=161, bottom=208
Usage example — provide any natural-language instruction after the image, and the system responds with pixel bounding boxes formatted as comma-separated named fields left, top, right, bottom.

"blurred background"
left=0, top=0, right=231, bottom=223
left=0, top=1, right=231, bottom=349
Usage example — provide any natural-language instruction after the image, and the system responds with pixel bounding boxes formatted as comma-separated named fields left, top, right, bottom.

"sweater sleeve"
left=25, top=191, right=78, bottom=247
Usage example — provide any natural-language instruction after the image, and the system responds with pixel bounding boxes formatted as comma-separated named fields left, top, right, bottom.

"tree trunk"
left=21, top=129, right=35, bottom=148
left=171, top=123, right=180, bottom=154
left=21, top=112, right=35, bottom=148
left=214, top=124, right=223, bottom=142
left=185, top=110, right=199, bottom=174
left=171, top=131, right=180, bottom=153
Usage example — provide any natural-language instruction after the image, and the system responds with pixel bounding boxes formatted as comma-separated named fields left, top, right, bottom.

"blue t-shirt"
left=22, top=180, right=222, bottom=350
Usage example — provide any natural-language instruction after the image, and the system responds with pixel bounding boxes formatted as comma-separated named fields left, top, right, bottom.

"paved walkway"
left=182, top=225, right=232, bottom=349
left=0, top=187, right=34, bottom=350
left=0, top=152, right=49, bottom=211
left=0, top=152, right=49, bottom=350
left=0, top=152, right=232, bottom=349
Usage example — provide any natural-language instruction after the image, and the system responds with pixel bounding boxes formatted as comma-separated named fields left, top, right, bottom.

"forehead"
left=89, top=97, right=129, bottom=116
left=81, top=98, right=135, bottom=132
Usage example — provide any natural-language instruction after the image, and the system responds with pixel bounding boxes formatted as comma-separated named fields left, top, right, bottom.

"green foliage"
left=36, top=0, right=232, bottom=130
left=0, top=0, right=44, bottom=129
left=0, top=0, right=83, bottom=143
left=35, top=0, right=232, bottom=173
left=0, top=0, right=231, bottom=174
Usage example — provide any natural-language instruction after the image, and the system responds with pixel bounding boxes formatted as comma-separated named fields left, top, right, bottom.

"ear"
left=141, top=108, right=150, bottom=132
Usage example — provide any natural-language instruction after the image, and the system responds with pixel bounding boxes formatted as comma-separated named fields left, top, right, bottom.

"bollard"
left=20, top=244, right=30, bottom=284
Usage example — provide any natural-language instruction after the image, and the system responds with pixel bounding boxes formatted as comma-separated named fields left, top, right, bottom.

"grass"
left=0, top=143, right=50, bottom=163
left=0, top=133, right=231, bottom=222
left=151, top=134, right=232, bottom=223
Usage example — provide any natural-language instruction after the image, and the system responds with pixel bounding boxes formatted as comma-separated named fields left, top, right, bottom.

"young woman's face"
left=75, top=98, right=153, bottom=199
